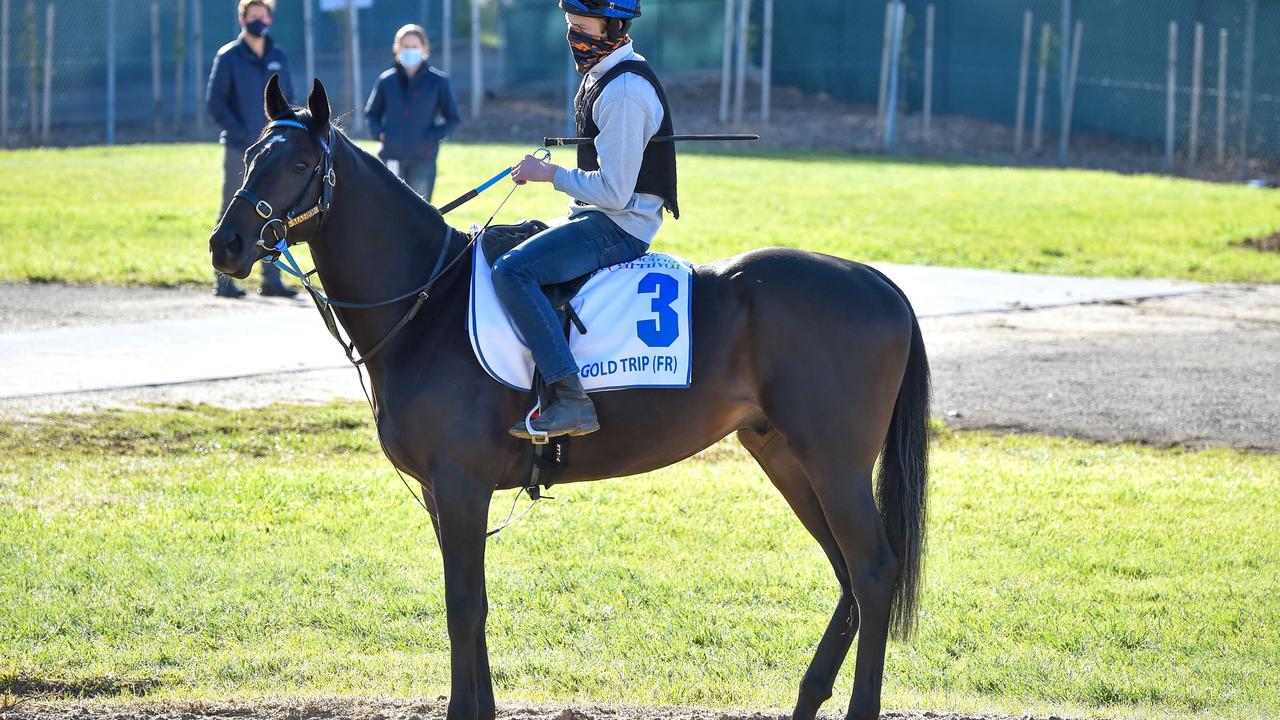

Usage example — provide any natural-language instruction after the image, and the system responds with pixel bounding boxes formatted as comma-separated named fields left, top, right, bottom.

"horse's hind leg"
left=739, top=428, right=857, bottom=720
left=801, top=457, right=898, bottom=720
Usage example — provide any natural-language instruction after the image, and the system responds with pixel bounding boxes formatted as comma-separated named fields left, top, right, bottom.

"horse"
left=209, top=76, right=931, bottom=720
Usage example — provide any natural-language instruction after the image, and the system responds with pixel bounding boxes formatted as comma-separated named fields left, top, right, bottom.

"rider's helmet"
left=559, top=0, right=640, bottom=38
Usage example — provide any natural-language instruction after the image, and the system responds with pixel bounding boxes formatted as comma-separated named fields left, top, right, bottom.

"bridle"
left=226, top=117, right=474, bottom=367
left=230, top=118, right=337, bottom=261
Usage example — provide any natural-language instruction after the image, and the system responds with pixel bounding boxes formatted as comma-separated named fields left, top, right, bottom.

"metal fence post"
left=1, top=0, right=8, bottom=144
left=1216, top=28, right=1227, bottom=166
left=443, top=0, right=452, bottom=76
left=1166, top=21, right=1177, bottom=170
left=152, top=1, right=161, bottom=134
left=877, top=1, right=893, bottom=143
left=1190, top=22, right=1203, bottom=166
left=1056, top=0, right=1071, bottom=167
left=1015, top=9, right=1032, bottom=153
left=303, top=0, right=315, bottom=86
left=923, top=3, right=934, bottom=143
left=348, top=0, right=363, bottom=132
left=469, top=0, right=480, bottom=120
left=1062, top=20, right=1082, bottom=165
left=719, top=0, right=733, bottom=124
left=41, top=1, right=52, bottom=144
left=193, top=0, right=204, bottom=135
left=760, top=0, right=772, bottom=124
left=25, top=0, right=33, bottom=138
left=1033, top=22, right=1050, bottom=153
left=173, top=0, right=185, bottom=128
left=884, top=1, right=904, bottom=154
left=106, top=0, right=116, bottom=145
left=1241, top=0, right=1256, bottom=180
left=732, top=0, right=749, bottom=125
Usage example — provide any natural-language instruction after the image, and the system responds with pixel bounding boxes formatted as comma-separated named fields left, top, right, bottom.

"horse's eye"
left=294, top=162, right=308, bottom=173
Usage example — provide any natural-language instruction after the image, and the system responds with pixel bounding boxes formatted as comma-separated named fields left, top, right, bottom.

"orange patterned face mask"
left=568, top=27, right=629, bottom=73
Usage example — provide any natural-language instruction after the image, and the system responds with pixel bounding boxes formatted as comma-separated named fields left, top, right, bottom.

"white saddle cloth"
left=467, top=245, right=693, bottom=392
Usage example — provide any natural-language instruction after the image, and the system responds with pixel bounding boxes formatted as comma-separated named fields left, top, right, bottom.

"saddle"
left=480, top=220, right=590, bottom=335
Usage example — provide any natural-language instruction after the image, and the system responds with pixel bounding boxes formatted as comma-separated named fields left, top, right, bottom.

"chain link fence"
left=2, top=0, right=1277, bottom=180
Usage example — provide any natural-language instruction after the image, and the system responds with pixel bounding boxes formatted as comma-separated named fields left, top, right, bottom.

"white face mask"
left=398, top=48, right=424, bottom=69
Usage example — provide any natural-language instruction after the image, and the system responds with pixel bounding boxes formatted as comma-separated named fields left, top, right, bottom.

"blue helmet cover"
left=559, top=0, right=640, bottom=20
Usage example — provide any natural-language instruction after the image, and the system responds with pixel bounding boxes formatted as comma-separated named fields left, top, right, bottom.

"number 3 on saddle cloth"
left=468, top=220, right=693, bottom=395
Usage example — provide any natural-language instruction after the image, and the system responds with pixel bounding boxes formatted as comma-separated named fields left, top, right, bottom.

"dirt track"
left=0, top=698, right=1080, bottom=720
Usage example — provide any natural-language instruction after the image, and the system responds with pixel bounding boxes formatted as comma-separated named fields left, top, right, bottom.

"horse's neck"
left=308, top=134, right=463, bottom=365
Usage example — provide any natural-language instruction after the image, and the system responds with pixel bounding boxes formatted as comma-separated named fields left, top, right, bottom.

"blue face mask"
left=245, top=19, right=270, bottom=38
left=398, top=48, right=424, bottom=69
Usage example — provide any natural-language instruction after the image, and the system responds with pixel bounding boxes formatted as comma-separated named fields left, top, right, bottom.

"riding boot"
left=214, top=275, right=246, bottom=298
left=510, top=374, right=599, bottom=439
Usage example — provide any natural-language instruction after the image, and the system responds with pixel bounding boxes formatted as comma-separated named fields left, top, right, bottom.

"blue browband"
left=266, top=119, right=308, bottom=131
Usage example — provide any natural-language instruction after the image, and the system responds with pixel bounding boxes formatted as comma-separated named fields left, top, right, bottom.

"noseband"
left=230, top=119, right=336, bottom=261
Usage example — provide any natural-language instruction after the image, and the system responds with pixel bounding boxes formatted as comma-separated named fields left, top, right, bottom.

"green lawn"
left=1, top=404, right=1277, bottom=719
left=1, top=142, right=1278, bottom=286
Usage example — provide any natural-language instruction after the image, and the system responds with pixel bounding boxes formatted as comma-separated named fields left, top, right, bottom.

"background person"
left=364, top=24, right=461, bottom=202
left=206, top=0, right=298, bottom=298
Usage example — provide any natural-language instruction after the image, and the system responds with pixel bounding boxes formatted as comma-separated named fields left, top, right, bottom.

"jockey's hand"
left=511, top=154, right=558, bottom=185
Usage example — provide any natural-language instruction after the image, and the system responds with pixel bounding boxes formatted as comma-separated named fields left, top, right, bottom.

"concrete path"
left=0, top=266, right=1202, bottom=400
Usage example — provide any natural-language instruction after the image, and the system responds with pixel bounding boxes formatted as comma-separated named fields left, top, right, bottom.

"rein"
left=231, top=118, right=544, bottom=535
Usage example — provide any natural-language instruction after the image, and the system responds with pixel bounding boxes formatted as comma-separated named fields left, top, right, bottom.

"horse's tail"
left=877, top=297, right=931, bottom=641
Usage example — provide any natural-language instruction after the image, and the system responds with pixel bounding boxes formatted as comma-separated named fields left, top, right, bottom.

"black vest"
left=574, top=59, right=680, bottom=219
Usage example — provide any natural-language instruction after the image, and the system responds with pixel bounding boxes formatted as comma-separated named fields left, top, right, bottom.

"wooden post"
left=1216, top=28, right=1227, bottom=165
left=760, top=0, right=772, bottom=124
left=1061, top=20, right=1082, bottom=164
left=719, top=0, right=733, bottom=124
left=732, top=0, right=749, bottom=124
left=1189, top=22, right=1203, bottom=166
left=347, top=0, right=363, bottom=131
left=193, top=0, right=203, bottom=134
left=469, top=0, right=480, bottom=120
left=41, top=1, right=51, bottom=144
left=151, top=2, right=161, bottom=134
left=923, top=3, right=934, bottom=142
left=442, top=0, right=452, bottom=76
left=106, top=0, right=116, bottom=144
left=303, top=0, right=314, bottom=87
left=1166, top=21, right=1177, bottom=170
left=884, top=1, right=904, bottom=154
left=1015, top=9, right=1032, bottom=152
left=1, top=0, right=8, bottom=144
left=1033, top=22, right=1049, bottom=153
left=877, top=1, right=893, bottom=142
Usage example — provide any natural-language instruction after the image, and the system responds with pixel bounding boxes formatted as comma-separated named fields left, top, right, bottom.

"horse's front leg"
left=434, top=467, right=494, bottom=720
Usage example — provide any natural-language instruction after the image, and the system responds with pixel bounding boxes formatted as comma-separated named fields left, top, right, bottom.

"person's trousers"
left=218, top=144, right=283, bottom=287
left=490, top=211, right=648, bottom=384
left=386, top=158, right=438, bottom=202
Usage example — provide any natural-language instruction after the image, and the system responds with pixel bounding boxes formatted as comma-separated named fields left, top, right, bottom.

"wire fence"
left=2, top=0, right=1277, bottom=179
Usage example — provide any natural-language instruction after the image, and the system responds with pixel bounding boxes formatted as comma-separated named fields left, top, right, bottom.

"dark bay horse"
left=209, top=77, right=931, bottom=720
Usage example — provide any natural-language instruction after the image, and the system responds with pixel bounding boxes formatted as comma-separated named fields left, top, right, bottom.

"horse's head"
left=209, top=75, right=333, bottom=279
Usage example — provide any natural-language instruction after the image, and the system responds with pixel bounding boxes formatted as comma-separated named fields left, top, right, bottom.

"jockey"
left=493, top=0, right=679, bottom=440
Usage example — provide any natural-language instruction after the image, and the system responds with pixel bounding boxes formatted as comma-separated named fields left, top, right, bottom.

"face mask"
left=567, top=27, right=628, bottom=74
left=245, top=19, right=270, bottom=38
left=398, top=48, right=424, bottom=69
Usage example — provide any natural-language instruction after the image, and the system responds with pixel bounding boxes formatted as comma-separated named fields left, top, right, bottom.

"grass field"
left=2, top=403, right=1277, bottom=719
left=1, top=142, right=1279, bottom=286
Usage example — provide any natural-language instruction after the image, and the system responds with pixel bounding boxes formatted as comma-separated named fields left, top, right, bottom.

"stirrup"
left=523, top=402, right=550, bottom=445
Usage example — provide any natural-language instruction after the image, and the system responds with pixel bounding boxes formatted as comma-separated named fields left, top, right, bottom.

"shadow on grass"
left=0, top=675, right=162, bottom=699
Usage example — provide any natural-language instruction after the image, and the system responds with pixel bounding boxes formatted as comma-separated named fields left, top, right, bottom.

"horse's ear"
left=264, top=74, right=294, bottom=121
left=307, top=79, right=331, bottom=131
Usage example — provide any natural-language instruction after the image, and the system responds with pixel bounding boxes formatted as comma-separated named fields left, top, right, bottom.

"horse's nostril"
left=228, top=234, right=245, bottom=256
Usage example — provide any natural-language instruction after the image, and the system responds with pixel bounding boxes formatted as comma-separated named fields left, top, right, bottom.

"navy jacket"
left=365, top=63, right=461, bottom=163
left=206, top=35, right=294, bottom=150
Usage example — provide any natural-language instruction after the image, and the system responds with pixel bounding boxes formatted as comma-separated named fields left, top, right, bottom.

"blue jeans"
left=491, top=212, right=648, bottom=384
left=389, top=159, right=438, bottom=202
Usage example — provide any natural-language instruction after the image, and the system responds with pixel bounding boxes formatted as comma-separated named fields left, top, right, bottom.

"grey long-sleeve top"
left=552, top=43, right=666, bottom=245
